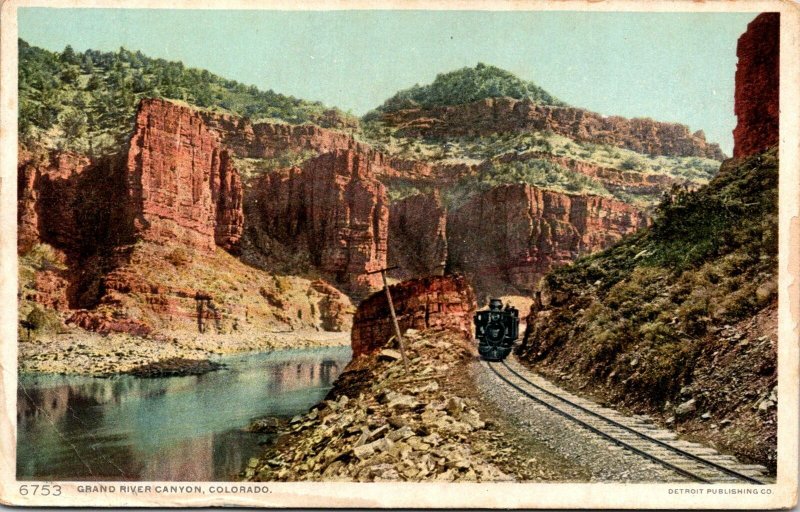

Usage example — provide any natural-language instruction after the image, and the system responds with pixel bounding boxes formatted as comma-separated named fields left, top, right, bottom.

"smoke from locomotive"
left=474, top=298, right=519, bottom=361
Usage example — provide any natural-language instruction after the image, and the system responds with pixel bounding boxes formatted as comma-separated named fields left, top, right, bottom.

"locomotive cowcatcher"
left=474, top=298, right=519, bottom=361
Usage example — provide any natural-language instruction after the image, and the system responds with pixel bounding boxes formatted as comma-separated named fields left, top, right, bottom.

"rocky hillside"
left=371, top=96, right=724, bottom=160
left=516, top=13, right=780, bottom=470
left=360, top=65, right=722, bottom=296
left=517, top=148, right=778, bottom=468
left=18, top=39, right=357, bottom=155
left=245, top=275, right=588, bottom=483
left=247, top=327, right=514, bottom=483
left=18, top=99, right=356, bottom=345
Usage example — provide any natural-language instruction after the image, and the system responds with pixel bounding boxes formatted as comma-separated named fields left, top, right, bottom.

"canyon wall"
left=447, top=184, right=648, bottom=294
left=733, top=13, right=780, bottom=158
left=19, top=99, right=247, bottom=257
left=18, top=100, right=359, bottom=336
left=380, top=97, right=725, bottom=160
left=388, top=192, right=448, bottom=280
left=126, top=98, right=244, bottom=252
left=18, top=149, right=92, bottom=254
left=351, top=274, right=476, bottom=357
left=19, top=94, right=683, bottom=336
left=255, top=149, right=389, bottom=295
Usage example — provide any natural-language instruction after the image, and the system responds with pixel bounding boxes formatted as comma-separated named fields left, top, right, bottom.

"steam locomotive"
left=474, top=298, right=519, bottom=361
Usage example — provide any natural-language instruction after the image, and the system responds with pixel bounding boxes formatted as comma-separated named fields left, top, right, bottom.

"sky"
left=18, top=9, right=758, bottom=155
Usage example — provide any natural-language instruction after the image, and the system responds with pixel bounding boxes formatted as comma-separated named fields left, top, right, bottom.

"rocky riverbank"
left=18, top=328, right=350, bottom=376
left=243, top=327, right=583, bottom=482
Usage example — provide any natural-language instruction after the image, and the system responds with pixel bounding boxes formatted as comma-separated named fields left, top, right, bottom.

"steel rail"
left=486, top=361, right=711, bottom=483
left=497, top=360, right=765, bottom=485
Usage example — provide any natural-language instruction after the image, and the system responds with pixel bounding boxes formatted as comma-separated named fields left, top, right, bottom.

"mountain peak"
left=373, top=63, right=567, bottom=114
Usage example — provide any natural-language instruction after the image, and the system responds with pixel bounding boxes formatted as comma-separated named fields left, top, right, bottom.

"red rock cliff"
left=255, top=149, right=389, bottom=295
left=733, top=13, right=779, bottom=158
left=351, top=274, right=476, bottom=357
left=447, top=184, right=648, bottom=294
left=126, top=98, right=244, bottom=252
left=388, top=192, right=448, bottom=279
left=380, top=97, right=725, bottom=160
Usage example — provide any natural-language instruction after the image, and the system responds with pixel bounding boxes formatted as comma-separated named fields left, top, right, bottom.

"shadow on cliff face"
left=19, top=148, right=137, bottom=310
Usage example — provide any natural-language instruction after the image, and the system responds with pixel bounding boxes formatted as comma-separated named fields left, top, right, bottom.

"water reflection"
left=17, top=346, right=351, bottom=481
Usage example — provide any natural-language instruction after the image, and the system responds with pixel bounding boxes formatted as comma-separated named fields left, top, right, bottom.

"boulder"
left=675, top=399, right=697, bottom=419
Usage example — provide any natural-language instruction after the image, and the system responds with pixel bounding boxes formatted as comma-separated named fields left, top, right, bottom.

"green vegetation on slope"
left=368, top=63, right=567, bottom=115
left=367, top=128, right=720, bottom=208
left=519, top=147, right=778, bottom=404
left=445, top=159, right=613, bottom=208
left=364, top=127, right=718, bottom=183
left=19, top=39, right=357, bottom=155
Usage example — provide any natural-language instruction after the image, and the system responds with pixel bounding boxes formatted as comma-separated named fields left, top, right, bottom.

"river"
left=16, top=345, right=351, bottom=481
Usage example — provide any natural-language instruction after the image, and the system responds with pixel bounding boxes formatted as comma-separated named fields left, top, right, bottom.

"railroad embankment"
left=244, top=275, right=584, bottom=482
left=244, top=327, right=583, bottom=482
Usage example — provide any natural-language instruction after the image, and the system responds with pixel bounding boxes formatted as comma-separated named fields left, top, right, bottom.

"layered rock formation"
left=351, top=274, right=476, bottom=357
left=200, top=110, right=436, bottom=182
left=379, top=97, right=725, bottom=160
left=733, top=13, right=780, bottom=158
left=201, top=112, right=357, bottom=159
left=18, top=149, right=90, bottom=254
left=496, top=151, right=690, bottom=197
left=255, top=149, right=389, bottom=295
left=126, top=98, right=244, bottom=252
left=388, top=192, right=448, bottom=279
left=447, top=185, right=648, bottom=294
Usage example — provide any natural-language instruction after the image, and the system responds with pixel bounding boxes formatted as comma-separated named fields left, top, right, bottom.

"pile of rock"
left=245, top=327, right=513, bottom=482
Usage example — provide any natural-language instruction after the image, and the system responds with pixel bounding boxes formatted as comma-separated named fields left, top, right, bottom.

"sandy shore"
left=18, top=327, right=350, bottom=376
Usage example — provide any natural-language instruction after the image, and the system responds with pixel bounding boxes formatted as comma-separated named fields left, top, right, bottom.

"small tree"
left=60, top=45, right=79, bottom=65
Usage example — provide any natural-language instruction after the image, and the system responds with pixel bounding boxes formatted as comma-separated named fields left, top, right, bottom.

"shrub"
left=24, top=306, right=61, bottom=335
left=165, top=247, right=191, bottom=266
left=620, top=156, right=644, bottom=171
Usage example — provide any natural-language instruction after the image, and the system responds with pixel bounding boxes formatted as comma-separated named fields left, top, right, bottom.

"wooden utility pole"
left=367, top=265, right=409, bottom=373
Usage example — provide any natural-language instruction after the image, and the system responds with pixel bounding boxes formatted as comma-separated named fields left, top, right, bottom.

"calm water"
left=17, top=346, right=351, bottom=481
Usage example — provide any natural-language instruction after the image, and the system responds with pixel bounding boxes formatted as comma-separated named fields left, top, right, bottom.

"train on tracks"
left=474, top=298, right=519, bottom=361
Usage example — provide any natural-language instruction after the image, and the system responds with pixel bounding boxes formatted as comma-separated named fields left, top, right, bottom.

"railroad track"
left=486, top=359, right=772, bottom=484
